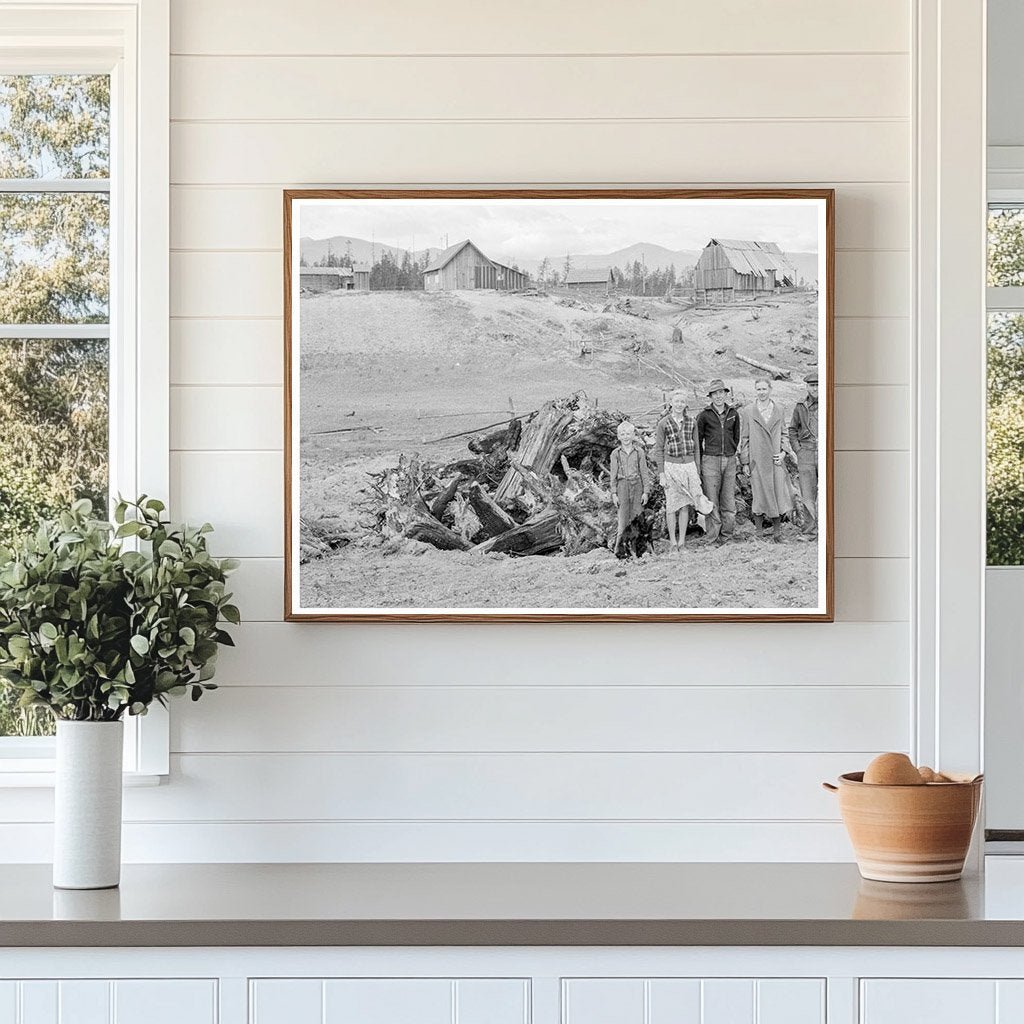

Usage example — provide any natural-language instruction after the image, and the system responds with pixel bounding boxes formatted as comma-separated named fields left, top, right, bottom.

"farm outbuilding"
left=693, top=239, right=797, bottom=303
left=352, top=263, right=371, bottom=291
left=422, top=239, right=528, bottom=292
left=300, top=266, right=352, bottom=293
left=564, top=267, right=615, bottom=294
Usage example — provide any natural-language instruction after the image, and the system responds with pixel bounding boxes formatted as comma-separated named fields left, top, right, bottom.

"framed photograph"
left=284, top=189, right=834, bottom=622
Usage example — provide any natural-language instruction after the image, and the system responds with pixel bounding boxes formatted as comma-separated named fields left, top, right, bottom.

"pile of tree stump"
left=362, top=392, right=665, bottom=559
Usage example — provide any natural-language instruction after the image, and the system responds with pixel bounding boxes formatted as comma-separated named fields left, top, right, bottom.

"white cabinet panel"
left=563, top=980, right=645, bottom=1024
left=0, top=984, right=15, bottom=1024
left=648, top=980, right=701, bottom=1023
left=58, top=982, right=109, bottom=1024
left=563, top=979, right=824, bottom=1024
left=251, top=979, right=527, bottom=1024
left=455, top=980, right=529, bottom=1024
left=860, top=980, right=996, bottom=1023
left=113, top=981, right=217, bottom=1024
left=756, top=980, right=825, bottom=1024
left=702, top=980, right=754, bottom=1024
left=18, top=983, right=56, bottom=1024
left=323, top=980, right=451, bottom=1024
left=250, top=979, right=321, bottom=1024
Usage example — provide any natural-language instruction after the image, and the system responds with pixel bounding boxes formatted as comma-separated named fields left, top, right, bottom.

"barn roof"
left=423, top=239, right=493, bottom=274
left=705, top=239, right=796, bottom=280
left=301, top=266, right=352, bottom=276
left=565, top=266, right=612, bottom=284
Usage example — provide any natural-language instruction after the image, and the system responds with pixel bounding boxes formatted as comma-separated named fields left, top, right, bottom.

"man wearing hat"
left=788, top=372, right=820, bottom=536
left=695, top=379, right=742, bottom=545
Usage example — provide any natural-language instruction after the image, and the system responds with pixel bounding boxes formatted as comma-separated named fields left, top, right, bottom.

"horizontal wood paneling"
left=170, top=0, right=909, bottom=56
left=0, top=820, right=856, bottom=862
left=115, top=751, right=864, bottom=821
left=171, top=684, right=909, bottom=753
left=170, top=121, right=909, bottom=186
left=171, top=250, right=908, bottom=319
left=170, top=319, right=283, bottom=386
left=168, top=384, right=907, bottom=453
left=226, top=556, right=909, bottom=624
left=171, top=55, right=909, bottom=121
left=834, top=318, right=910, bottom=385
left=210, top=622, right=909, bottom=687
left=170, top=183, right=909, bottom=251
left=170, top=451, right=282, bottom=557
left=171, top=449, right=907, bottom=558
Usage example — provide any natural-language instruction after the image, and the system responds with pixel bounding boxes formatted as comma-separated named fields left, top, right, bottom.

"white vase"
left=53, top=720, right=124, bottom=890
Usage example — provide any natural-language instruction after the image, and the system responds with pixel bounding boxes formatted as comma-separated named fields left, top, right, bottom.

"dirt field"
left=297, top=288, right=821, bottom=612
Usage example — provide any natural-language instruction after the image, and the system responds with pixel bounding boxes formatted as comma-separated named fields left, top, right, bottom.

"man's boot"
left=753, top=513, right=764, bottom=538
left=772, top=517, right=783, bottom=543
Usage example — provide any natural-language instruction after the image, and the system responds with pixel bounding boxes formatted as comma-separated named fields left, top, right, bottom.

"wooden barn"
left=693, top=239, right=797, bottom=303
left=352, top=263, right=371, bottom=291
left=300, top=266, right=352, bottom=293
left=422, top=239, right=527, bottom=292
left=564, top=267, right=614, bottom=294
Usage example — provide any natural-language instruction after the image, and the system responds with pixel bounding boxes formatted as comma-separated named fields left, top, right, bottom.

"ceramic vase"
left=53, top=720, right=124, bottom=889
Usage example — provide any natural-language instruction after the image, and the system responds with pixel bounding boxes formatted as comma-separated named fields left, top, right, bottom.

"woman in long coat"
left=740, top=379, right=793, bottom=539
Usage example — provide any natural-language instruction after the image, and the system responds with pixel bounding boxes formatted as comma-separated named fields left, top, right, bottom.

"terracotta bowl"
left=823, top=771, right=983, bottom=883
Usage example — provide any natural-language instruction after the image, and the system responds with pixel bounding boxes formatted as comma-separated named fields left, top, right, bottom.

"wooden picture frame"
left=284, top=188, right=834, bottom=622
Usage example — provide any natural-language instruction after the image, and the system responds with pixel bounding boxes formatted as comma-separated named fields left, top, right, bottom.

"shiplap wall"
left=5, top=0, right=916, bottom=862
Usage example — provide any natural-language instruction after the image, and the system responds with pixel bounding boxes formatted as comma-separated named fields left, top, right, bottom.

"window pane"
left=0, top=75, right=109, bottom=179
left=988, top=207, right=1024, bottom=288
left=0, top=192, right=109, bottom=323
left=988, top=312, right=1024, bottom=565
left=0, top=337, right=108, bottom=739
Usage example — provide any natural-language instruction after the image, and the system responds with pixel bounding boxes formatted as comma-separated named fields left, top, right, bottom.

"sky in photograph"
left=299, top=199, right=822, bottom=261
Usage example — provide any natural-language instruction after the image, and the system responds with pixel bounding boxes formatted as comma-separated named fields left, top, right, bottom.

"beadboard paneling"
left=171, top=54, right=909, bottom=122
left=170, top=0, right=909, bottom=56
left=170, top=121, right=909, bottom=187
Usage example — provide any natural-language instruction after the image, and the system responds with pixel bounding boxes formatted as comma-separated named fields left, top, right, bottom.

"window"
left=0, top=74, right=111, bottom=738
left=987, top=206, right=1024, bottom=565
left=0, top=3, right=169, bottom=778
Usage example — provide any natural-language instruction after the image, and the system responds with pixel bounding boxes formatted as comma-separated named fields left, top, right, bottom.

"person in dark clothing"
left=695, top=379, right=741, bottom=545
left=788, top=372, right=819, bottom=537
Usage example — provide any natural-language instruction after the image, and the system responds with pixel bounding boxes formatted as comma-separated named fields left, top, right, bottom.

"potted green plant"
left=0, top=497, right=239, bottom=889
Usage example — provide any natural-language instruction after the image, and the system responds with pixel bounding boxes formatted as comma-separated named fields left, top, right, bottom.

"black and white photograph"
left=286, top=190, right=833, bottom=621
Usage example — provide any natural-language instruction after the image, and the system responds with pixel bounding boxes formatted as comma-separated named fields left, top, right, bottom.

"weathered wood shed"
left=693, top=239, right=797, bottom=303
left=352, top=263, right=371, bottom=291
left=300, top=267, right=352, bottom=293
left=422, top=239, right=528, bottom=292
left=565, top=267, right=615, bottom=294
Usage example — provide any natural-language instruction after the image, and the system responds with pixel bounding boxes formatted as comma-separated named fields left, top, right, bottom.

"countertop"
left=5, top=861, right=1024, bottom=947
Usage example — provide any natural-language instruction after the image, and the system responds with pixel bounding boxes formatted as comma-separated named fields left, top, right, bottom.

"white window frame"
left=0, top=0, right=169, bottom=784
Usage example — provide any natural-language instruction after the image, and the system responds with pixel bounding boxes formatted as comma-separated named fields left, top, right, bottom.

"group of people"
left=609, top=376, right=819, bottom=556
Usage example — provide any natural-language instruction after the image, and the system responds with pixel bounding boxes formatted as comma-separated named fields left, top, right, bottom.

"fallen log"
left=404, top=512, right=470, bottom=551
left=473, top=511, right=562, bottom=556
left=429, top=477, right=460, bottom=520
left=734, top=352, right=791, bottom=380
left=467, top=481, right=517, bottom=539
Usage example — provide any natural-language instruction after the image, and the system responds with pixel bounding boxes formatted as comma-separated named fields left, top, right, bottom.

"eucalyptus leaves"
left=0, top=497, right=238, bottom=722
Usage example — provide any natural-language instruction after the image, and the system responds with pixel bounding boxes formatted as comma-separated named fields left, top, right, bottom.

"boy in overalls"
left=610, top=420, right=651, bottom=557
